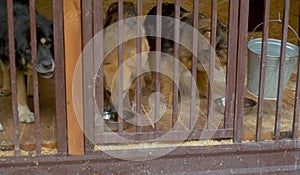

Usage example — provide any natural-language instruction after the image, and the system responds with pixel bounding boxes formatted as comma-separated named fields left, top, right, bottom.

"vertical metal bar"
left=172, top=0, right=180, bottom=128
left=256, top=0, right=270, bottom=142
left=118, top=0, right=124, bottom=132
left=274, top=0, right=290, bottom=141
left=7, top=0, right=20, bottom=156
left=155, top=0, right=162, bottom=133
left=224, top=0, right=239, bottom=130
left=234, top=0, right=249, bottom=143
left=190, top=0, right=198, bottom=130
left=136, top=0, right=142, bottom=133
left=93, top=0, right=104, bottom=132
left=292, top=5, right=300, bottom=140
left=208, top=0, right=217, bottom=129
left=81, top=0, right=94, bottom=152
left=93, top=1, right=103, bottom=40
left=53, top=0, right=68, bottom=154
left=29, top=0, right=41, bottom=155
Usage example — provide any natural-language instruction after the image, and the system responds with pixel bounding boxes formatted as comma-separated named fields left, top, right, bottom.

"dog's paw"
left=18, top=110, right=35, bottom=123
left=18, top=105, right=35, bottom=123
left=0, top=88, right=11, bottom=96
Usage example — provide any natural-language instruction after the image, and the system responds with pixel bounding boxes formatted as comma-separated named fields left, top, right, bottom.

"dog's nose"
left=41, top=60, right=53, bottom=70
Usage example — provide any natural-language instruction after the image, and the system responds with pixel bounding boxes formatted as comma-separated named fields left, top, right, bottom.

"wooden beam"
left=63, top=0, right=84, bottom=155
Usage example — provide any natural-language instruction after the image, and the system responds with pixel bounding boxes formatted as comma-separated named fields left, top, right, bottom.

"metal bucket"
left=247, top=38, right=299, bottom=99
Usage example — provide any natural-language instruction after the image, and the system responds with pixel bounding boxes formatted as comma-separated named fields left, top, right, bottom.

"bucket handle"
left=250, top=17, right=300, bottom=42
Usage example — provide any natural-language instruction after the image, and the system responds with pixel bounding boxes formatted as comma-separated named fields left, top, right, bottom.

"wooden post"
left=63, top=0, right=84, bottom=155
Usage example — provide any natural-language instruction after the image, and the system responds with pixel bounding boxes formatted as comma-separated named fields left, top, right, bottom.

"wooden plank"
left=63, top=0, right=84, bottom=155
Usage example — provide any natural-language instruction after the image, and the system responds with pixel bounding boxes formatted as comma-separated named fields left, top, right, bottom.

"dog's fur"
left=179, top=12, right=228, bottom=98
left=0, top=0, right=54, bottom=125
left=103, top=2, right=150, bottom=110
left=144, top=3, right=228, bottom=106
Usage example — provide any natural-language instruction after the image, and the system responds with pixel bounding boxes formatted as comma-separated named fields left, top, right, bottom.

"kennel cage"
left=0, top=0, right=299, bottom=174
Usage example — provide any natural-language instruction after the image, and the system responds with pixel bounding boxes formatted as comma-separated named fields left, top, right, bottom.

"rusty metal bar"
left=207, top=0, right=217, bottom=130
left=136, top=0, right=142, bottom=133
left=155, top=0, right=162, bottom=133
left=172, top=0, right=180, bottom=129
left=234, top=0, right=249, bottom=143
left=81, top=0, right=95, bottom=152
left=117, top=0, right=124, bottom=132
left=190, top=0, right=198, bottom=130
left=274, top=0, right=290, bottom=141
left=292, top=6, right=300, bottom=140
left=53, top=0, right=68, bottom=154
left=2, top=140, right=300, bottom=174
left=29, top=0, right=41, bottom=155
left=2, top=139, right=300, bottom=174
left=6, top=0, right=20, bottom=156
left=256, top=0, right=270, bottom=142
left=224, top=0, right=239, bottom=130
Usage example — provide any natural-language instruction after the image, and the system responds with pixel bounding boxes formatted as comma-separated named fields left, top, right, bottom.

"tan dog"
left=103, top=2, right=150, bottom=110
left=144, top=5, right=228, bottom=106
left=179, top=13, right=228, bottom=99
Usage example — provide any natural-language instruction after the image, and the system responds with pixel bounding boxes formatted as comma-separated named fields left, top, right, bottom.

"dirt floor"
left=0, top=75, right=56, bottom=151
left=0, top=0, right=300, bottom=155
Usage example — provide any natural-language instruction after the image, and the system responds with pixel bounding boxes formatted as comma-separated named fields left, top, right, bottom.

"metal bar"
left=53, top=0, right=68, bottom=154
left=95, top=129, right=233, bottom=143
left=224, top=0, right=239, bottom=130
left=190, top=0, right=198, bottom=130
left=208, top=0, right=217, bottom=129
left=275, top=0, right=290, bottom=140
left=3, top=140, right=300, bottom=172
left=292, top=5, right=300, bottom=140
left=172, top=0, right=180, bottom=129
left=6, top=0, right=20, bottom=156
left=117, top=0, right=124, bottom=132
left=234, top=0, right=250, bottom=143
left=256, top=0, right=270, bottom=142
left=93, top=0, right=104, bottom=133
left=29, top=0, right=41, bottom=155
left=136, top=0, right=142, bottom=133
left=155, top=0, right=162, bottom=133
left=81, top=0, right=95, bottom=152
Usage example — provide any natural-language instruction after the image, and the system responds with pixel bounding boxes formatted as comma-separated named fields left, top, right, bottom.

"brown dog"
left=144, top=4, right=228, bottom=106
left=103, top=2, right=150, bottom=110
left=179, top=12, right=228, bottom=99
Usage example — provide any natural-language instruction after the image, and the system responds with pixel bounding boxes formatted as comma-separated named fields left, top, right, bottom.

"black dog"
left=0, top=0, right=54, bottom=128
left=144, top=3, right=188, bottom=53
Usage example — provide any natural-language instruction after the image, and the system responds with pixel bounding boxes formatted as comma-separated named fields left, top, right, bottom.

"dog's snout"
left=36, top=59, right=55, bottom=78
left=41, top=60, right=53, bottom=70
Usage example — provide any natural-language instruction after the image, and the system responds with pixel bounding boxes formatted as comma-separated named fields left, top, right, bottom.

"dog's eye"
left=45, top=42, right=52, bottom=49
left=40, top=37, right=52, bottom=49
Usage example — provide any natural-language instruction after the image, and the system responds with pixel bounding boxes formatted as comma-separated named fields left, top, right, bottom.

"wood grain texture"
left=63, top=0, right=84, bottom=155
